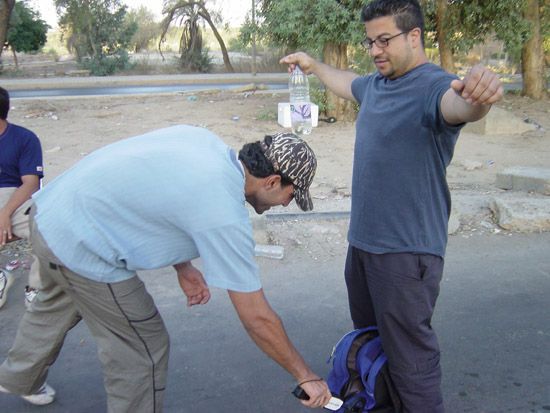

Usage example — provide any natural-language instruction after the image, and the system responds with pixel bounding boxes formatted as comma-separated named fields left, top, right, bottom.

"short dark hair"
left=0, top=87, right=10, bottom=120
left=238, top=138, right=293, bottom=187
left=361, top=0, right=425, bottom=47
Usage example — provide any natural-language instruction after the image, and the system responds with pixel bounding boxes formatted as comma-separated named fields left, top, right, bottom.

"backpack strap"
left=342, top=394, right=367, bottom=413
left=353, top=336, right=383, bottom=410
left=355, top=337, right=382, bottom=375
left=363, top=352, right=388, bottom=410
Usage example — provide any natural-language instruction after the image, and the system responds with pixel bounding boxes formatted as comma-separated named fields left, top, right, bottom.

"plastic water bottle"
left=289, top=66, right=312, bottom=136
left=254, top=244, right=285, bottom=259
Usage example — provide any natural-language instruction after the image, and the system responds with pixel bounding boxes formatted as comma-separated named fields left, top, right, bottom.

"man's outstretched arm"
left=441, top=64, right=504, bottom=125
left=280, top=52, right=360, bottom=103
left=228, top=289, right=331, bottom=408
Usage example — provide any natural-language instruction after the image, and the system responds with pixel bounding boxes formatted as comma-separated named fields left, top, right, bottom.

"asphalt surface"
left=0, top=72, right=523, bottom=98
left=0, top=73, right=548, bottom=412
left=0, top=231, right=549, bottom=412
left=0, top=73, right=289, bottom=92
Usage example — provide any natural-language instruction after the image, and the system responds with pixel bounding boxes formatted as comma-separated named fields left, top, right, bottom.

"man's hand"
left=228, top=289, right=332, bottom=407
left=174, top=262, right=210, bottom=307
left=280, top=51, right=359, bottom=103
left=298, top=379, right=333, bottom=409
left=0, top=210, right=12, bottom=246
left=450, top=64, right=504, bottom=106
left=0, top=174, right=40, bottom=247
left=279, top=52, right=317, bottom=74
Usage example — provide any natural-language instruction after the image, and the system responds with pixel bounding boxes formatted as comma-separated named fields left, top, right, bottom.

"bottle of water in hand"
left=289, top=66, right=312, bottom=136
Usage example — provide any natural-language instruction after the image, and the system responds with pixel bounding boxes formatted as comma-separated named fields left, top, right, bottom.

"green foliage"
left=228, top=34, right=249, bottom=54
left=42, top=29, right=69, bottom=55
left=420, top=0, right=531, bottom=60
left=160, top=1, right=219, bottom=69
left=236, top=19, right=255, bottom=51
left=0, top=66, right=22, bottom=77
left=176, top=50, right=212, bottom=73
left=125, top=6, right=161, bottom=52
left=252, top=0, right=368, bottom=53
left=55, top=0, right=136, bottom=62
left=78, top=48, right=134, bottom=76
left=254, top=108, right=277, bottom=121
left=7, top=1, right=49, bottom=53
left=309, top=80, right=330, bottom=114
left=348, top=43, right=376, bottom=74
left=45, top=47, right=59, bottom=61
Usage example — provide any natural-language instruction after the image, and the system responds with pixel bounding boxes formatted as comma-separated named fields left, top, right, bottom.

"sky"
left=29, top=0, right=250, bottom=28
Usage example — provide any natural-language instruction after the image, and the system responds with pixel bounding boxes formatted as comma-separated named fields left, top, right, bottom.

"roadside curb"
left=251, top=187, right=550, bottom=239
left=1, top=73, right=289, bottom=91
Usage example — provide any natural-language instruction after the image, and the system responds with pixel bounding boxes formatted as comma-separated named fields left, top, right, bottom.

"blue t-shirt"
left=0, top=123, right=43, bottom=187
left=350, top=63, right=464, bottom=258
left=33, top=125, right=261, bottom=292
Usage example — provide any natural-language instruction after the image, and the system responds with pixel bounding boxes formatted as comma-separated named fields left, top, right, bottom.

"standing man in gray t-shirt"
left=280, top=0, right=503, bottom=411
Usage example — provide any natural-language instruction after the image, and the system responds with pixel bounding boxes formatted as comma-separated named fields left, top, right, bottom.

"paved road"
left=2, top=73, right=288, bottom=98
left=7, top=83, right=288, bottom=99
left=1, top=73, right=289, bottom=91
left=1, top=232, right=549, bottom=412
left=0, top=72, right=524, bottom=98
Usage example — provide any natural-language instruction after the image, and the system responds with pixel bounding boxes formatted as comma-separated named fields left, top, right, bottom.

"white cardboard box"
left=277, top=102, right=319, bottom=128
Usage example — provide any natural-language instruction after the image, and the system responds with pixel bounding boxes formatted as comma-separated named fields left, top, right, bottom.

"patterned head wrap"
left=260, top=132, right=317, bottom=211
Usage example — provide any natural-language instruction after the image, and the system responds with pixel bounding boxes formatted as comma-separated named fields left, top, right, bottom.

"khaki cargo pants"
left=0, top=187, right=40, bottom=290
left=0, top=205, right=170, bottom=412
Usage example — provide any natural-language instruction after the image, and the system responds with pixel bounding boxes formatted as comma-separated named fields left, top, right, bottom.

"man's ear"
left=265, top=174, right=281, bottom=190
left=409, top=27, right=422, bottom=49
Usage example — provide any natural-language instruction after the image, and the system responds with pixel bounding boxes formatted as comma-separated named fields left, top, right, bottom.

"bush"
left=46, top=48, right=59, bottom=62
left=176, top=50, right=212, bottom=73
left=228, top=35, right=250, bottom=54
left=490, top=52, right=507, bottom=60
left=309, top=80, right=329, bottom=114
left=254, top=108, right=277, bottom=121
left=79, top=50, right=134, bottom=76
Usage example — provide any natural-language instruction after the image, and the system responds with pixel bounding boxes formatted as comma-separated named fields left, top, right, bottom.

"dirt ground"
left=1, top=55, right=550, bottom=270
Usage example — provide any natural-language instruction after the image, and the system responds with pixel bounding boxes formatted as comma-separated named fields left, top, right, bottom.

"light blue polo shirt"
left=33, top=125, right=260, bottom=292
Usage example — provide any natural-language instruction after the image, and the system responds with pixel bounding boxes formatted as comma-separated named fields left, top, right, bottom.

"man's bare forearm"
left=280, top=52, right=359, bottom=103
left=228, top=289, right=317, bottom=382
left=309, top=60, right=360, bottom=102
left=0, top=175, right=39, bottom=217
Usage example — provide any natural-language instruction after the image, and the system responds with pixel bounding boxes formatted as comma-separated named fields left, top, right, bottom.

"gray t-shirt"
left=350, top=63, right=464, bottom=258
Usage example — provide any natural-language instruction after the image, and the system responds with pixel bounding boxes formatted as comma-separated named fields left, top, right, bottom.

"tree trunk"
left=199, top=10, right=234, bottom=73
left=11, top=46, right=16, bottom=67
left=250, top=0, right=256, bottom=76
left=435, top=0, right=454, bottom=73
left=521, top=0, right=548, bottom=99
left=322, top=42, right=355, bottom=121
left=89, top=33, right=97, bottom=57
left=0, top=0, right=16, bottom=58
left=161, top=1, right=234, bottom=72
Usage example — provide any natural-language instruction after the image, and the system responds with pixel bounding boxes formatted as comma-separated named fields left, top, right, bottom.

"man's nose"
left=282, top=195, right=293, bottom=207
left=370, top=44, right=384, bottom=57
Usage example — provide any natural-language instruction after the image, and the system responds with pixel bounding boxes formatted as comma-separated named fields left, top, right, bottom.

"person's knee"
left=389, top=358, right=443, bottom=413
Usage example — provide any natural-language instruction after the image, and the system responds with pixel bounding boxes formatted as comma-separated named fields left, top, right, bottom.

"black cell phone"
left=292, top=385, right=310, bottom=400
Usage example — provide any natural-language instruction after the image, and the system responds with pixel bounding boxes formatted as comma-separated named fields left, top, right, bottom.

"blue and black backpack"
left=326, top=327, right=401, bottom=413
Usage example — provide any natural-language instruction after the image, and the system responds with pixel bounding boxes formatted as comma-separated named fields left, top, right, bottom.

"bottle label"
left=290, top=103, right=311, bottom=122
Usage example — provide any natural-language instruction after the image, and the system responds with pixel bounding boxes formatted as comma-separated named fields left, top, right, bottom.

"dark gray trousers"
left=344, top=246, right=445, bottom=413
left=0, top=206, right=170, bottom=412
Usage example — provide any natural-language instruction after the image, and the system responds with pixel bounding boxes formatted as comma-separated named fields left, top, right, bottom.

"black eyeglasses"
left=360, top=31, right=408, bottom=50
